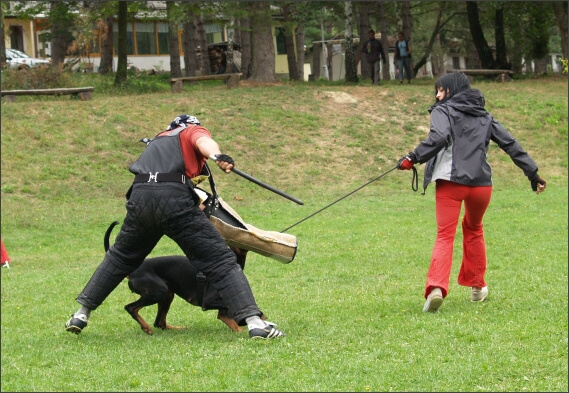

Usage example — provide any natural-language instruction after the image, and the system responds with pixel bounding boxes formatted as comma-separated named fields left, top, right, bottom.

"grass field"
left=1, top=74, right=567, bottom=392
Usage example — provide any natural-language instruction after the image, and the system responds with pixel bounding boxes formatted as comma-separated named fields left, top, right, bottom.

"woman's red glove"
left=397, top=156, right=415, bottom=170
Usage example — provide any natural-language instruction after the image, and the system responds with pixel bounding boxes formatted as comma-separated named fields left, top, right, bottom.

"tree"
left=294, top=9, right=307, bottom=81
left=50, top=1, right=73, bottom=67
left=411, top=2, right=460, bottom=77
left=356, top=2, right=371, bottom=80
left=237, top=3, right=252, bottom=79
left=114, top=0, right=127, bottom=85
left=226, top=16, right=236, bottom=74
left=166, top=1, right=182, bottom=78
left=493, top=2, right=509, bottom=69
left=466, top=1, right=498, bottom=69
left=552, top=1, right=568, bottom=59
left=182, top=10, right=200, bottom=77
left=282, top=2, right=300, bottom=81
left=98, top=12, right=114, bottom=75
left=0, top=3, right=6, bottom=66
left=399, top=1, right=412, bottom=43
left=502, top=2, right=556, bottom=74
left=465, top=1, right=512, bottom=70
left=249, top=1, right=277, bottom=82
left=343, top=1, right=358, bottom=83
left=378, top=1, right=390, bottom=81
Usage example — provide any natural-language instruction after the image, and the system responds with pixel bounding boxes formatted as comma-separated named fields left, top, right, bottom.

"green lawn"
left=1, top=75, right=567, bottom=391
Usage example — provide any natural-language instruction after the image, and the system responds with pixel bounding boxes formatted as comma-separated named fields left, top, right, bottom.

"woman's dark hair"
left=434, top=72, right=471, bottom=104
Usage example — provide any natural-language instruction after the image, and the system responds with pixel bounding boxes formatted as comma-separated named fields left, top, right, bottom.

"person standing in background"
left=361, top=29, right=387, bottom=85
left=395, top=32, right=413, bottom=84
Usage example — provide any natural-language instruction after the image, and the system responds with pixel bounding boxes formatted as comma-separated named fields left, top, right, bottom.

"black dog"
left=104, top=221, right=263, bottom=335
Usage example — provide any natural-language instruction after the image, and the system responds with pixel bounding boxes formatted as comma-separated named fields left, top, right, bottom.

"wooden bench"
left=170, top=73, right=242, bottom=92
left=1, top=87, right=94, bottom=101
left=448, top=69, right=514, bottom=82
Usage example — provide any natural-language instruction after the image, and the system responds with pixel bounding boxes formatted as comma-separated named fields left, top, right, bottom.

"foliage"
left=0, top=65, right=74, bottom=89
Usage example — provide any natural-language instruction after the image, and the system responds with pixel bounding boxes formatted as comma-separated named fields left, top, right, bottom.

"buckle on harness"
left=148, top=172, right=159, bottom=182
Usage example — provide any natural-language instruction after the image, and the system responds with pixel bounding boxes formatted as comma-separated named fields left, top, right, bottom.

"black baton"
left=210, top=155, right=304, bottom=205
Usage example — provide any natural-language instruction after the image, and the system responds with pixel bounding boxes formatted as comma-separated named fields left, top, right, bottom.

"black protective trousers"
left=76, top=181, right=261, bottom=326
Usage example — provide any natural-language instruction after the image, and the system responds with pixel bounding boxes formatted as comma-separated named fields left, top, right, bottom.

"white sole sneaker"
left=471, top=286, right=488, bottom=302
left=423, top=288, right=443, bottom=312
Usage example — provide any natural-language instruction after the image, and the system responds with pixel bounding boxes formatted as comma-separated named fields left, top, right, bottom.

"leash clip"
left=148, top=172, right=159, bottom=182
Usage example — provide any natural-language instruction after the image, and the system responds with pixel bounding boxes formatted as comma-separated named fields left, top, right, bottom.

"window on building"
left=136, top=22, right=157, bottom=55
left=157, top=22, right=169, bottom=54
left=113, top=22, right=134, bottom=55
left=205, top=24, right=222, bottom=45
left=276, top=27, right=286, bottom=55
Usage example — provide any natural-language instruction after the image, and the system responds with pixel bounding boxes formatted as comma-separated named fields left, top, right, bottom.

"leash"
left=410, top=166, right=419, bottom=192
left=280, top=166, right=398, bottom=233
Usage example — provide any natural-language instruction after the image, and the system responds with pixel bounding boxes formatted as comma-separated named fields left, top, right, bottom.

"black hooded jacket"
left=410, top=89, right=539, bottom=192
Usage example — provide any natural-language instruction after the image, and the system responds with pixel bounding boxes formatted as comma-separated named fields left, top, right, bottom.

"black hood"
left=429, top=89, right=487, bottom=117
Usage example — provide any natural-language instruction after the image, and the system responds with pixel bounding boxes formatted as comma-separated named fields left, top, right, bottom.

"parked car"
left=5, top=48, right=50, bottom=69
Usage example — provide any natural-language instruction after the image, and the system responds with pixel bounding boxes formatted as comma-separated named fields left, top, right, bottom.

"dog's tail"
left=104, top=221, right=120, bottom=252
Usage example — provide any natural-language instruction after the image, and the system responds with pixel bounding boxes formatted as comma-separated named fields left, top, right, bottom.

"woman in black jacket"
left=397, top=72, right=546, bottom=312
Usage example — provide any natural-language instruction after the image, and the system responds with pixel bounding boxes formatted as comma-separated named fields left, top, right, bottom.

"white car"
left=5, top=48, right=51, bottom=69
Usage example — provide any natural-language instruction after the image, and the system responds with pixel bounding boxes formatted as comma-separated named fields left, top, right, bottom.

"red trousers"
left=1, top=239, right=10, bottom=265
left=424, top=180, right=492, bottom=298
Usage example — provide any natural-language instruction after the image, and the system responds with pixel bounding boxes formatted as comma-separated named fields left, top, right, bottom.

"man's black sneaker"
left=65, top=314, right=88, bottom=334
left=249, top=325, right=285, bottom=339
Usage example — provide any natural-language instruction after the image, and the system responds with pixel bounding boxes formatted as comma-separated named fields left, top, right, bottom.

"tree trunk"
left=49, top=1, right=70, bottom=67
left=400, top=1, right=412, bottom=41
left=295, top=20, right=305, bottom=81
left=249, top=1, right=277, bottom=82
left=344, top=1, right=358, bottom=83
left=226, top=18, right=235, bottom=74
left=282, top=3, right=299, bottom=81
left=182, top=18, right=197, bottom=77
left=167, top=1, right=182, bottom=78
left=413, top=3, right=449, bottom=75
left=238, top=9, right=252, bottom=79
left=0, top=5, right=5, bottom=65
left=378, top=1, right=390, bottom=81
left=98, top=14, right=113, bottom=74
left=356, top=2, right=371, bottom=81
left=195, top=15, right=210, bottom=74
left=552, top=1, right=568, bottom=59
left=326, top=42, right=333, bottom=80
left=466, top=1, right=496, bottom=69
left=494, top=4, right=510, bottom=69
left=312, top=42, right=322, bottom=80
left=114, top=0, right=128, bottom=85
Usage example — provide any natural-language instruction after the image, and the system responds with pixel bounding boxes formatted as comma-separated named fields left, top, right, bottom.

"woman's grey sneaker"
left=65, top=314, right=88, bottom=334
left=471, top=286, right=488, bottom=302
left=249, top=325, right=285, bottom=339
left=423, top=287, right=443, bottom=312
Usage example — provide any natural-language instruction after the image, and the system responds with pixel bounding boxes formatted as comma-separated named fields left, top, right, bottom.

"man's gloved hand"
left=529, top=172, right=546, bottom=193
left=212, top=154, right=235, bottom=166
left=211, top=154, right=235, bottom=173
left=397, top=155, right=415, bottom=170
